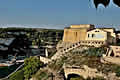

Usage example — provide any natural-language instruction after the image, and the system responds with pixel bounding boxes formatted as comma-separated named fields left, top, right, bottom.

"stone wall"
left=102, top=56, right=120, bottom=65
left=63, top=28, right=87, bottom=43
left=40, top=56, right=51, bottom=64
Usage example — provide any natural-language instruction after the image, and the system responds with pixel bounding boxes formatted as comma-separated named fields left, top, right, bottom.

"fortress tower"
left=63, top=24, right=95, bottom=43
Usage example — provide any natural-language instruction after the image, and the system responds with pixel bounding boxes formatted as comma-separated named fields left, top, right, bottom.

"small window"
left=88, top=34, right=89, bottom=37
left=95, top=30, right=99, bottom=32
left=92, top=34, right=95, bottom=38
left=75, top=32, right=77, bottom=36
left=98, top=42, right=101, bottom=44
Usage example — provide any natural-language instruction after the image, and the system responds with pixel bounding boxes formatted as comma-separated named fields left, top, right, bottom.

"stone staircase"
left=39, top=40, right=106, bottom=63
left=51, top=40, right=106, bottom=60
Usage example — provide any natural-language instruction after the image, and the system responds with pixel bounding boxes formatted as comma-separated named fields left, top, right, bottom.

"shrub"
left=83, top=47, right=106, bottom=57
left=115, top=66, right=120, bottom=77
left=86, top=77, right=105, bottom=80
left=70, top=75, right=85, bottom=80
left=92, top=77, right=105, bottom=80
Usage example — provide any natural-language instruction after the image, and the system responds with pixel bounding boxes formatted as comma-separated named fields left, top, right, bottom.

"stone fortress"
left=63, top=24, right=116, bottom=45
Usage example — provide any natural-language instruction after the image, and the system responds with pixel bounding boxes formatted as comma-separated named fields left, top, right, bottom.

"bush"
left=24, top=56, right=44, bottom=80
left=71, top=77, right=84, bottom=80
left=92, top=77, right=105, bottom=80
left=70, top=75, right=85, bottom=80
left=9, top=70, right=24, bottom=80
left=83, top=47, right=106, bottom=57
left=86, top=77, right=105, bottom=80
left=115, top=66, right=120, bottom=77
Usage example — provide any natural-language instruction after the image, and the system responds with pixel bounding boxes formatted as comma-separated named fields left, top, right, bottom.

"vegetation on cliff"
left=46, top=47, right=120, bottom=80
left=9, top=56, right=44, bottom=80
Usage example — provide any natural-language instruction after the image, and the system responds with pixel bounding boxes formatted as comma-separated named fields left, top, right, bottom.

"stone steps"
left=51, top=40, right=105, bottom=60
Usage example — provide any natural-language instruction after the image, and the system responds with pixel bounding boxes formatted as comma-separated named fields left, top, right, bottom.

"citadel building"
left=63, top=24, right=116, bottom=46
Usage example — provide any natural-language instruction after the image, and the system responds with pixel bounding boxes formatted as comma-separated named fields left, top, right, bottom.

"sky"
left=0, top=0, right=120, bottom=29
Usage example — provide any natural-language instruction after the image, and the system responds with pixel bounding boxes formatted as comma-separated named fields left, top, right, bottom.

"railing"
left=51, top=40, right=107, bottom=60
left=40, top=56, right=51, bottom=64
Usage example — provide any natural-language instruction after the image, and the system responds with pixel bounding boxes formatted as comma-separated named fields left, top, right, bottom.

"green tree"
left=24, top=56, right=44, bottom=80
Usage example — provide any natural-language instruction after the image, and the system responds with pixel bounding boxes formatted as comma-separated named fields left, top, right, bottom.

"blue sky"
left=0, top=0, right=120, bottom=29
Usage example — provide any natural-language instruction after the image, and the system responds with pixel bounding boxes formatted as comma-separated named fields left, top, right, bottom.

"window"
left=75, top=32, right=77, bottom=36
left=88, top=34, right=89, bottom=38
left=95, top=30, right=99, bottom=32
left=92, top=34, right=95, bottom=38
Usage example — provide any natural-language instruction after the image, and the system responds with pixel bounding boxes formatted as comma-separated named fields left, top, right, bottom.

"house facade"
left=86, top=29, right=108, bottom=42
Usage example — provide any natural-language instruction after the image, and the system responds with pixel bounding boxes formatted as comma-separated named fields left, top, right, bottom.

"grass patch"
left=9, top=69, right=24, bottom=80
left=33, top=69, right=50, bottom=80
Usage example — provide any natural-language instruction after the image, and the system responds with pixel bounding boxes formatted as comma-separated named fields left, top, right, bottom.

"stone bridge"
left=51, top=40, right=106, bottom=60
left=64, top=65, right=103, bottom=79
